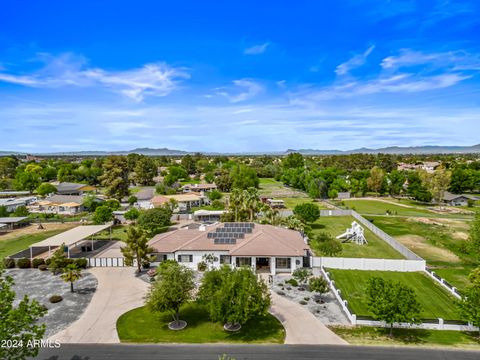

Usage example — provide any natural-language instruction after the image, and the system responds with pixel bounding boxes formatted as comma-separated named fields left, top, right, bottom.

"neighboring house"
left=53, top=182, right=96, bottom=195
left=134, top=188, right=155, bottom=209
left=193, top=209, right=225, bottom=222
left=397, top=161, right=440, bottom=173
left=151, top=193, right=205, bottom=213
left=337, top=192, right=351, bottom=200
left=0, top=196, right=37, bottom=212
left=28, top=194, right=102, bottom=215
left=181, top=183, right=217, bottom=193
left=443, top=192, right=478, bottom=206
left=421, top=161, right=440, bottom=173
left=113, top=210, right=127, bottom=224
left=148, top=222, right=312, bottom=274
left=266, top=198, right=285, bottom=209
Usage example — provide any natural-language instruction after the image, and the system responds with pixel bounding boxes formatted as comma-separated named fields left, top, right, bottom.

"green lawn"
left=330, top=326, right=480, bottom=349
left=327, top=269, right=461, bottom=320
left=95, top=225, right=129, bottom=242
left=343, top=199, right=436, bottom=217
left=433, top=267, right=476, bottom=293
left=279, top=197, right=327, bottom=210
left=117, top=303, right=285, bottom=343
left=0, top=227, right=76, bottom=259
left=310, top=216, right=404, bottom=259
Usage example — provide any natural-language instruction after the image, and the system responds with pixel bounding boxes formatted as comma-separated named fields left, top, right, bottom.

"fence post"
left=438, top=318, right=444, bottom=330
left=352, top=314, right=357, bottom=325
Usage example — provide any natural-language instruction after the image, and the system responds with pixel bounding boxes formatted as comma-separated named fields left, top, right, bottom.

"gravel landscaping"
left=7, top=268, right=97, bottom=338
left=272, top=273, right=349, bottom=325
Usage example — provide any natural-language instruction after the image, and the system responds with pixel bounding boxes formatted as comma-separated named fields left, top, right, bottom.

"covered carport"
left=29, top=224, right=113, bottom=260
left=0, top=216, right=29, bottom=230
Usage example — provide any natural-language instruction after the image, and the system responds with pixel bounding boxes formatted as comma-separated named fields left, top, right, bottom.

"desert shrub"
left=49, top=295, right=63, bottom=303
left=299, top=300, right=308, bottom=305
left=3, top=258, right=15, bottom=269
left=277, top=283, right=283, bottom=287
left=304, top=297, right=310, bottom=301
left=276, top=291, right=285, bottom=296
left=75, top=258, right=88, bottom=269
left=16, top=257, right=31, bottom=268
left=286, top=278, right=298, bottom=287
left=197, top=261, right=207, bottom=271
left=32, top=258, right=45, bottom=268
left=38, top=264, right=48, bottom=271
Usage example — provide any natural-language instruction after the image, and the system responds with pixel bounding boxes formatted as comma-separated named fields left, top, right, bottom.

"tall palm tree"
left=243, top=187, right=260, bottom=222
left=61, top=264, right=82, bottom=293
left=229, top=189, right=244, bottom=222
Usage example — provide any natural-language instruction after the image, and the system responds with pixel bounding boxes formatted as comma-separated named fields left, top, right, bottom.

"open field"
left=117, top=303, right=285, bottom=343
left=309, top=216, right=404, bottom=259
left=279, top=197, right=328, bottom=210
left=327, top=270, right=461, bottom=320
left=0, top=223, right=77, bottom=259
left=343, top=199, right=438, bottom=217
left=330, top=326, right=480, bottom=349
left=258, top=178, right=308, bottom=198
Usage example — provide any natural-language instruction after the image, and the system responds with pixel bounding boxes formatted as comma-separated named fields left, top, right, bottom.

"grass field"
left=343, top=199, right=437, bottom=217
left=279, top=197, right=327, bottom=210
left=117, top=303, right=285, bottom=343
left=0, top=226, right=76, bottom=259
left=327, top=269, right=461, bottom=320
left=330, top=326, right=480, bottom=349
left=309, top=216, right=404, bottom=259
left=95, top=226, right=129, bottom=242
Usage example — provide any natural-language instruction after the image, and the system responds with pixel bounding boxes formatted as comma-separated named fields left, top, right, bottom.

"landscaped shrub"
left=276, top=291, right=285, bottom=296
left=197, top=261, right=207, bottom=271
left=3, top=258, right=15, bottom=269
left=286, top=286, right=292, bottom=290
left=16, top=258, right=31, bottom=269
left=32, top=258, right=45, bottom=268
left=49, top=295, right=63, bottom=303
left=277, top=283, right=283, bottom=286
left=75, top=258, right=88, bottom=269
left=299, top=300, right=308, bottom=305
left=38, top=264, right=48, bottom=271
left=303, top=297, right=310, bottom=301
left=45, top=258, right=52, bottom=266
left=286, top=278, right=298, bottom=287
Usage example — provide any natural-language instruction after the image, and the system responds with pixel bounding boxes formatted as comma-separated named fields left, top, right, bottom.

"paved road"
left=269, top=292, right=347, bottom=344
left=34, top=344, right=480, bottom=360
left=49, top=267, right=148, bottom=343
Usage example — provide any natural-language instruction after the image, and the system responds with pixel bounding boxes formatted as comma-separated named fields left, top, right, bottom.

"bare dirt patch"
left=396, top=234, right=461, bottom=263
left=0, top=223, right=78, bottom=241
left=407, top=217, right=445, bottom=226
left=452, top=232, right=469, bottom=240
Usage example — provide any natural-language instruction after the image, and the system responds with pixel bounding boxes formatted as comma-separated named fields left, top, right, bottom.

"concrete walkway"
left=269, top=292, right=348, bottom=345
left=49, top=267, right=149, bottom=343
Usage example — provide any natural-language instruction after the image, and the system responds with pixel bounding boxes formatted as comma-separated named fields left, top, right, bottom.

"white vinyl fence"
left=425, top=269, right=462, bottom=299
left=321, top=267, right=477, bottom=332
left=313, top=257, right=426, bottom=271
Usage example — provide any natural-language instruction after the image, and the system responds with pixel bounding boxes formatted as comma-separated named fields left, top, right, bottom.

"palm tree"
left=243, top=187, right=260, bottom=222
left=282, top=216, right=305, bottom=233
left=229, top=189, right=244, bottom=222
left=262, top=204, right=280, bottom=226
left=61, top=264, right=82, bottom=293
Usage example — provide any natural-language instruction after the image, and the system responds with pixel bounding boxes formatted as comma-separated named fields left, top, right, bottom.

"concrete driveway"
left=49, top=267, right=149, bottom=343
left=270, top=292, right=348, bottom=345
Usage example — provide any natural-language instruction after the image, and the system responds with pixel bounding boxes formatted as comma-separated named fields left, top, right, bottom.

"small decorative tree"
left=293, top=203, right=320, bottom=224
left=61, top=263, right=82, bottom=292
left=308, top=276, right=329, bottom=302
left=146, top=262, right=195, bottom=330
left=121, top=226, right=153, bottom=273
left=292, top=268, right=311, bottom=289
left=202, top=253, right=217, bottom=270
left=48, top=244, right=67, bottom=274
left=0, top=268, right=47, bottom=360
left=366, top=277, right=422, bottom=337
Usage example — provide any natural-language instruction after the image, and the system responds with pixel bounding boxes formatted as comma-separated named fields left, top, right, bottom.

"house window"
left=178, top=254, right=193, bottom=263
left=220, top=255, right=231, bottom=264
left=236, top=257, right=251, bottom=267
left=276, top=258, right=291, bottom=269
left=153, top=254, right=168, bottom=262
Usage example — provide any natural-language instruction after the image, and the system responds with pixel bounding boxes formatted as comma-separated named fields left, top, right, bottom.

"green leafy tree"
left=134, top=156, right=157, bottom=185
left=230, top=165, right=259, bottom=190
left=458, top=285, right=480, bottom=338
left=48, top=245, right=68, bottom=274
left=137, top=207, right=172, bottom=235
left=366, top=277, right=422, bottom=336
left=14, top=171, right=40, bottom=193
left=207, top=189, right=223, bottom=201
left=92, top=205, right=113, bottom=224
left=314, top=233, right=342, bottom=257
left=99, top=156, right=130, bottom=200
left=13, top=205, right=29, bottom=217
left=121, top=226, right=154, bottom=273
left=60, top=263, right=82, bottom=292
left=0, top=157, right=18, bottom=179
left=146, top=262, right=195, bottom=328
left=0, top=267, right=47, bottom=360
left=104, top=199, right=121, bottom=211
left=124, top=207, right=141, bottom=221
left=180, top=155, right=197, bottom=175
left=215, top=172, right=233, bottom=192
left=367, top=166, right=385, bottom=195
left=128, top=195, right=138, bottom=206
left=36, top=182, right=57, bottom=197
left=282, top=152, right=304, bottom=169
left=468, top=212, right=480, bottom=255
left=0, top=205, right=9, bottom=217
left=292, top=268, right=311, bottom=286
left=293, top=202, right=320, bottom=223
left=82, top=194, right=101, bottom=212
left=309, top=276, right=329, bottom=299
left=198, top=267, right=271, bottom=329
left=468, top=267, right=480, bottom=286
left=388, top=170, right=406, bottom=196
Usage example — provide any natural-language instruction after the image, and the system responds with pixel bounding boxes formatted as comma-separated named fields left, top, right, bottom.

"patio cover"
left=32, top=224, right=112, bottom=248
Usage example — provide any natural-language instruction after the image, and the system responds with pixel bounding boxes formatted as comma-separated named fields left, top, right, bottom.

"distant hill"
left=1, top=144, right=480, bottom=156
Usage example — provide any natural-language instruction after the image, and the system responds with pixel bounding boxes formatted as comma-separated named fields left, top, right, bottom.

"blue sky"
left=1, top=0, right=479, bottom=153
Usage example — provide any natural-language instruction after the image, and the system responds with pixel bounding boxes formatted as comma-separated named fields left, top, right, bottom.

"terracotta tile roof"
left=148, top=223, right=310, bottom=257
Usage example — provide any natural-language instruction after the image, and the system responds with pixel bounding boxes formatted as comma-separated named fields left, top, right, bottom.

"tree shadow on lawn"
left=310, top=224, right=326, bottom=230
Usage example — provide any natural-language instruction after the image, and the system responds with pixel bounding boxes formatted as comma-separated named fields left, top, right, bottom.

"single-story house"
left=266, top=198, right=285, bottom=209
left=0, top=196, right=37, bottom=212
left=151, top=193, right=205, bottom=213
left=193, top=209, right=225, bottom=222
left=28, top=194, right=102, bottom=215
left=443, top=192, right=478, bottom=206
left=148, top=222, right=312, bottom=274
left=134, top=187, right=155, bottom=209
left=337, top=192, right=351, bottom=200
left=0, top=191, right=31, bottom=198
left=0, top=217, right=30, bottom=230
left=182, top=183, right=217, bottom=193
left=53, top=182, right=96, bottom=195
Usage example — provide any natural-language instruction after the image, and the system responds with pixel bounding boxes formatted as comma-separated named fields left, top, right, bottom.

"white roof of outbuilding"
left=32, top=224, right=112, bottom=247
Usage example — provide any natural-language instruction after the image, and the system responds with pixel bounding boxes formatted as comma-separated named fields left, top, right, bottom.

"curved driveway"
left=270, top=292, right=348, bottom=345
left=49, top=267, right=149, bottom=343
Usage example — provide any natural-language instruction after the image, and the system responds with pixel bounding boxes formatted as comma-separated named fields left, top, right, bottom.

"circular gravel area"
left=7, top=268, right=97, bottom=338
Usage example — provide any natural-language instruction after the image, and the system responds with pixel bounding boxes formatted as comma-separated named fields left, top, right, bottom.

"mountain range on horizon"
left=1, top=144, right=480, bottom=156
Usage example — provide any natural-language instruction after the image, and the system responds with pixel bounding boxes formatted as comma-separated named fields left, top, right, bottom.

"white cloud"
left=216, top=79, right=263, bottom=103
left=335, top=45, right=375, bottom=75
left=0, top=52, right=189, bottom=102
left=244, top=42, right=270, bottom=55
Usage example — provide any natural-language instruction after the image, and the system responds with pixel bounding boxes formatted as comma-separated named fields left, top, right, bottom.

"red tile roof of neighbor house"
left=148, top=223, right=310, bottom=257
